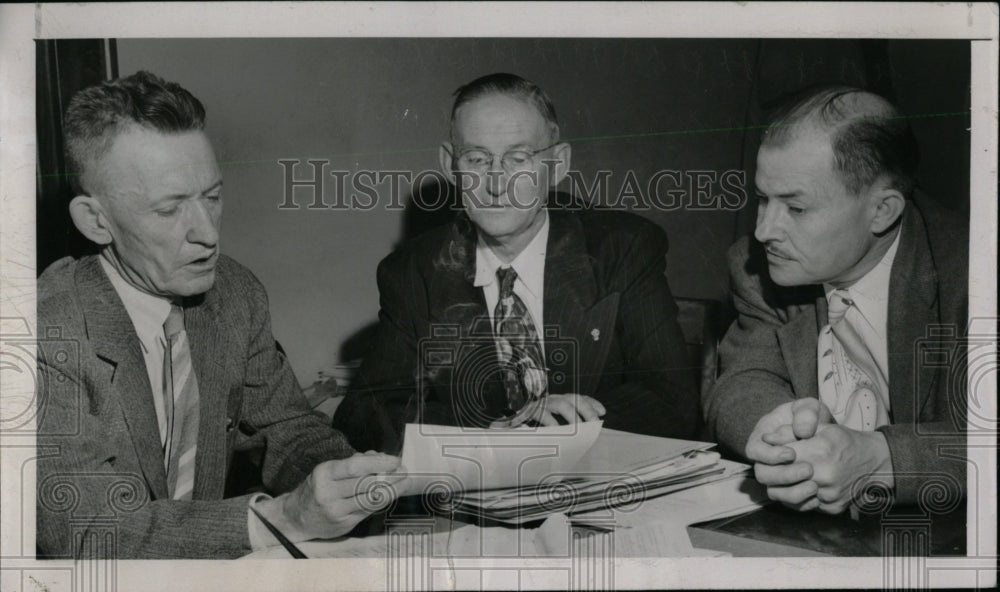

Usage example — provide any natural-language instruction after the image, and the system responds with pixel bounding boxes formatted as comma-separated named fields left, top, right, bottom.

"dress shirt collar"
left=99, top=254, right=173, bottom=352
left=474, top=211, right=549, bottom=300
left=823, top=228, right=901, bottom=338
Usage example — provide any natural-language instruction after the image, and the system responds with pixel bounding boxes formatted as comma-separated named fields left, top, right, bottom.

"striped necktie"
left=493, top=266, right=547, bottom=414
left=817, top=290, right=889, bottom=431
left=163, top=305, right=199, bottom=500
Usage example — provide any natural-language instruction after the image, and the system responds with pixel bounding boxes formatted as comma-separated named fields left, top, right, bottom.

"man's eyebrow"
left=755, top=187, right=802, bottom=199
left=153, top=181, right=223, bottom=204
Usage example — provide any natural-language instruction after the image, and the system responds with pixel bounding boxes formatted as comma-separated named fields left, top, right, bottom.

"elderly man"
left=36, top=71, right=404, bottom=559
left=705, top=86, right=968, bottom=514
left=334, top=73, right=698, bottom=453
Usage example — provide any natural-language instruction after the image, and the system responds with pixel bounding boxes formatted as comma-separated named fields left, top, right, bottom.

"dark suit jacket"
left=36, top=255, right=355, bottom=559
left=705, top=194, right=968, bottom=505
left=334, top=208, right=699, bottom=454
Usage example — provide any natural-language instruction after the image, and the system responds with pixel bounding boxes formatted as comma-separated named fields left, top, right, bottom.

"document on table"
left=399, top=420, right=603, bottom=494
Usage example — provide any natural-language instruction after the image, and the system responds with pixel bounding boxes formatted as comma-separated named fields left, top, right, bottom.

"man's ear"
left=869, top=187, right=906, bottom=234
left=438, top=142, right=456, bottom=182
left=69, top=195, right=114, bottom=245
left=548, top=142, right=571, bottom=187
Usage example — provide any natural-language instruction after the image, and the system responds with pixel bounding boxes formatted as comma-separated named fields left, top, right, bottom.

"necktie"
left=163, top=305, right=199, bottom=500
left=817, top=290, right=889, bottom=431
left=493, top=267, right=547, bottom=413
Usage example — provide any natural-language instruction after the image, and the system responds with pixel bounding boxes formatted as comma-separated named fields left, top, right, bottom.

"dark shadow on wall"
left=36, top=39, right=117, bottom=274
left=338, top=174, right=588, bottom=363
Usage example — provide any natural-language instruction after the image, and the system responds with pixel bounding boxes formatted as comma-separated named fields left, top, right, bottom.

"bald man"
left=704, top=86, right=968, bottom=515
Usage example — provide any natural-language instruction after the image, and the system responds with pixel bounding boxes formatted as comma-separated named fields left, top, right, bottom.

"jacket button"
left=225, top=417, right=235, bottom=431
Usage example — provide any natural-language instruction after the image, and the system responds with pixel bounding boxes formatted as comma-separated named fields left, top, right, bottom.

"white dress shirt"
left=819, top=229, right=901, bottom=427
left=99, top=256, right=174, bottom=448
left=474, top=211, right=550, bottom=348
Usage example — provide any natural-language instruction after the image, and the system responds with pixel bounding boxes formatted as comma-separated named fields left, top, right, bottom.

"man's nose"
left=186, top=200, right=220, bottom=247
left=485, top=165, right=507, bottom=197
left=754, top=202, right=782, bottom=244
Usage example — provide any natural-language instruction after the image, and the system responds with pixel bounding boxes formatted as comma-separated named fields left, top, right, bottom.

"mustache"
left=763, top=245, right=794, bottom=259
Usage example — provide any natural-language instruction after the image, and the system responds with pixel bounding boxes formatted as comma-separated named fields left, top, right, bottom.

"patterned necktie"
left=163, top=305, right=199, bottom=500
left=817, top=290, right=889, bottom=431
left=493, top=267, right=547, bottom=413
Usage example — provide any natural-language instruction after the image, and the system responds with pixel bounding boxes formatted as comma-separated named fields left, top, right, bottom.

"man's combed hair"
left=450, top=73, right=560, bottom=141
left=763, top=85, right=920, bottom=198
left=63, top=70, right=206, bottom=193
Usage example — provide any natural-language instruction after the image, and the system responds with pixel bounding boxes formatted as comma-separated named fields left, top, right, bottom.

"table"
left=245, top=474, right=967, bottom=562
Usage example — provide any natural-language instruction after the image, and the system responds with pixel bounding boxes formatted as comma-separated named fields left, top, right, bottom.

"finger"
left=817, top=500, right=850, bottom=515
left=791, top=399, right=822, bottom=439
left=746, top=437, right=795, bottom=465
left=573, top=397, right=602, bottom=422
left=324, top=453, right=401, bottom=481
left=579, top=396, right=606, bottom=416
left=766, top=479, right=819, bottom=505
left=344, top=472, right=409, bottom=501
left=537, top=410, right=559, bottom=426
left=787, top=496, right=821, bottom=512
left=754, top=461, right=813, bottom=486
left=762, top=425, right=796, bottom=446
left=547, top=400, right=580, bottom=423
left=815, top=485, right=846, bottom=505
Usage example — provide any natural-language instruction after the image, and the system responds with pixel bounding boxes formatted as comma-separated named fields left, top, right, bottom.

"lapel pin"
left=591, top=328, right=600, bottom=341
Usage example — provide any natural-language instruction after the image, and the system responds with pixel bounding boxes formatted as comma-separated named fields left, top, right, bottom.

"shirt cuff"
left=247, top=493, right=280, bottom=551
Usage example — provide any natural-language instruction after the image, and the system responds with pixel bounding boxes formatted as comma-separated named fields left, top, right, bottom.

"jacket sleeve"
left=229, top=271, right=356, bottom=493
left=35, top=334, right=255, bottom=559
left=593, top=221, right=700, bottom=439
left=704, top=238, right=799, bottom=460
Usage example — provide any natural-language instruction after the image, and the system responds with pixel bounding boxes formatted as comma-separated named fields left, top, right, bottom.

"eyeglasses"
left=447, top=142, right=559, bottom=174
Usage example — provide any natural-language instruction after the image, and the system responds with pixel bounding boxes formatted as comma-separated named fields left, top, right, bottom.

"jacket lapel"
left=426, top=215, right=507, bottom=417
left=887, top=205, right=938, bottom=424
left=184, top=290, right=231, bottom=500
left=776, top=293, right=825, bottom=402
left=543, top=211, right=617, bottom=397
left=76, top=256, right=169, bottom=499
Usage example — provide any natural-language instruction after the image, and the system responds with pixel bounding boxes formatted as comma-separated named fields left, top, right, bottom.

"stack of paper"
left=400, top=423, right=749, bottom=525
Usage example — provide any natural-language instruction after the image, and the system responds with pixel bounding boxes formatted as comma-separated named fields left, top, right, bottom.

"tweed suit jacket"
left=333, top=208, right=699, bottom=454
left=705, top=194, right=968, bottom=506
left=36, top=254, right=355, bottom=559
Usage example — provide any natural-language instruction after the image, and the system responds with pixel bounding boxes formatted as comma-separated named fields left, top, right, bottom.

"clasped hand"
left=745, top=399, right=893, bottom=514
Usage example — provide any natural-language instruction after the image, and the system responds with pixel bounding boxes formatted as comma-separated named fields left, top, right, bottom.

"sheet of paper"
left=569, top=428, right=712, bottom=475
left=570, top=467, right=764, bottom=529
left=399, top=421, right=603, bottom=494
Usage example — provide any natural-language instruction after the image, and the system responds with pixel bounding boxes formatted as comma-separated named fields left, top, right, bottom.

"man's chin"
left=170, top=272, right=216, bottom=298
left=766, top=264, right=807, bottom=287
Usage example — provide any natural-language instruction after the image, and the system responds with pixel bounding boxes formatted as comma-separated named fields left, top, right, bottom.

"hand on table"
left=256, top=451, right=407, bottom=542
left=490, top=394, right=606, bottom=428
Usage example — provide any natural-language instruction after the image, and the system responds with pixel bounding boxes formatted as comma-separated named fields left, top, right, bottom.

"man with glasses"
left=334, top=73, right=698, bottom=454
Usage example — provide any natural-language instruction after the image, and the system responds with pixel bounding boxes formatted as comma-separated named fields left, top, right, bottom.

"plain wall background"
left=115, top=38, right=970, bottom=386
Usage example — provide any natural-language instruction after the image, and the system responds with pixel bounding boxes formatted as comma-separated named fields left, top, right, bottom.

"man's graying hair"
left=763, top=85, right=920, bottom=198
left=63, top=70, right=206, bottom=194
left=449, top=73, right=560, bottom=142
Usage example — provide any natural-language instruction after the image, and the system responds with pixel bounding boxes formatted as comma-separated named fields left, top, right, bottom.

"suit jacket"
left=36, top=254, right=354, bottom=559
left=334, top=208, right=699, bottom=454
left=705, top=194, right=968, bottom=505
